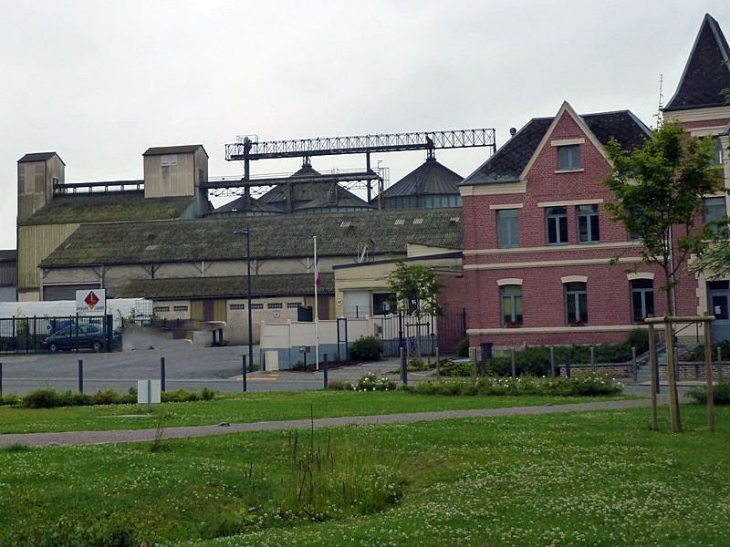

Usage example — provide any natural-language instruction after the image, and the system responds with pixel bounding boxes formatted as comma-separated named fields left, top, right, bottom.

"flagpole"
left=314, top=236, right=320, bottom=370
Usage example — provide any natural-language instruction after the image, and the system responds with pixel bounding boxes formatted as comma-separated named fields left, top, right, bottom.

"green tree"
left=387, top=261, right=444, bottom=357
left=604, top=121, right=724, bottom=432
left=605, top=122, right=723, bottom=313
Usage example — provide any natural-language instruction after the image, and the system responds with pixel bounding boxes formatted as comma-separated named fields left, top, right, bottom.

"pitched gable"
left=461, top=103, right=648, bottom=187
left=665, top=13, right=730, bottom=112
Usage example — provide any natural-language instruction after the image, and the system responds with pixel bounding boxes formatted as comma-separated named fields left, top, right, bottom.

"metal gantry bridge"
left=225, top=128, right=496, bottom=161
left=204, top=127, right=497, bottom=207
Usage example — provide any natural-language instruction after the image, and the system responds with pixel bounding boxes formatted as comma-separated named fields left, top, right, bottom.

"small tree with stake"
left=604, top=121, right=724, bottom=432
left=387, top=261, right=444, bottom=358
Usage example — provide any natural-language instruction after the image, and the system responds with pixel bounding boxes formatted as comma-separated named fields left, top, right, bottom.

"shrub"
left=407, top=356, right=430, bottom=371
left=625, top=328, right=650, bottom=354
left=455, top=336, right=470, bottom=358
left=0, top=393, right=21, bottom=406
left=411, top=373, right=623, bottom=397
left=349, top=336, right=383, bottom=361
left=355, top=373, right=396, bottom=392
left=326, top=379, right=354, bottom=391
left=18, top=387, right=215, bottom=408
left=687, top=380, right=730, bottom=405
left=439, top=360, right=474, bottom=377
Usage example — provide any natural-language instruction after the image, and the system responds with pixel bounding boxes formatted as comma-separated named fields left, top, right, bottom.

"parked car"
left=42, top=324, right=114, bottom=352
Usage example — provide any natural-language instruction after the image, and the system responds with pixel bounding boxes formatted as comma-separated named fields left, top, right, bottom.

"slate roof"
left=462, top=110, right=650, bottom=185
left=379, top=158, right=463, bottom=198
left=665, top=14, right=730, bottom=112
left=18, top=152, right=64, bottom=164
left=20, top=192, right=198, bottom=226
left=117, top=273, right=334, bottom=300
left=40, top=208, right=463, bottom=267
left=143, top=145, right=208, bottom=157
left=258, top=164, right=371, bottom=211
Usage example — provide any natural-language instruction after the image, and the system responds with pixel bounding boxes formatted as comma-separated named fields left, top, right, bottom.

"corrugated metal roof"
left=18, top=152, right=64, bottom=165
left=117, top=273, right=334, bottom=300
left=143, top=145, right=208, bottom=157
left=665, top=14, right=730, bottom=112
left=380, top=158, right=463, bottom=198
left=40, top=208, right=463, bottom=267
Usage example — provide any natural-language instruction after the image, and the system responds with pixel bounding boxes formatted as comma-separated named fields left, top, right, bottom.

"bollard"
left=242, top=355, right=247, bottom=393
left=590, top=346, right=596, bottom=373
left=632, top=346, right=638, bottom=382
left=550, top=347, right=555, bottom=378
left=160, top=357, right=166, bottom=392
left=78, top=359, right=84, bottom=394
left=400, top=347, right=408, bottom=386
left=323, top=353, right=328, bottom=390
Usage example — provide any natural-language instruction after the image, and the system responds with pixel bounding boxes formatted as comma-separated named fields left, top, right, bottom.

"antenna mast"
left=655, top=74, right=664, bottom=128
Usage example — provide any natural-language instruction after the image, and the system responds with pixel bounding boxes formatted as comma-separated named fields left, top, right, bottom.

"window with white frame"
left=577, top=204, right=600, bottom=243
left=630, top=279, right=654, bottom=323
left=564, top=282, right=587, bottom=325
left=287, top=302, right=300, bottom=309
left=229, top=303, right=245, bottom=310
left=173, top=305, right=188, bottom=312
left=497, top=209, right=520, bottom=248
left=558, top=144, right=581, bottom=170
left=546, top=206, right=569, bottom=245
left=501, top=285, right=523, bottom=327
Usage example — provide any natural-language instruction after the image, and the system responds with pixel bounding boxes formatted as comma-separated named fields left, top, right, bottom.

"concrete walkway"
left=0, top=398, right=654, bottom=448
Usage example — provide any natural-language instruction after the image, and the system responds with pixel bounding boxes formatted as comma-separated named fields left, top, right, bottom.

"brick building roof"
left=462, top=109, right=650, bottom=185
left=664, top=14, right=730, bottom=112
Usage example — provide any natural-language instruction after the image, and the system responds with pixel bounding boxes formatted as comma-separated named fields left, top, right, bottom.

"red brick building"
left=460, top=13, right=730, bottom=351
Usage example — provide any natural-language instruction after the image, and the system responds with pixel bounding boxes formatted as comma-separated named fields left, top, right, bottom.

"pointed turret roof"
left=664, top=14, right=730, bottom=112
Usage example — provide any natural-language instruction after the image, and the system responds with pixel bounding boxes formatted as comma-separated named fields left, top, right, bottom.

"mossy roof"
left=41, top=208, right=463, bottom=267
left=117, top=273, right=334, bottom=299
left=20, top=192, right=197, bottom=226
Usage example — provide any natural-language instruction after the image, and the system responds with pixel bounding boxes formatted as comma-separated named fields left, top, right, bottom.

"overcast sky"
left=2, top=1, right=729, bottom=251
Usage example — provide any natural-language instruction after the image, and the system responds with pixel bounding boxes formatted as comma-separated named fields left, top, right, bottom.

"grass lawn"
left=0, top=402, right=728, bottom=546
left=0, top=390, right=630, bottom=434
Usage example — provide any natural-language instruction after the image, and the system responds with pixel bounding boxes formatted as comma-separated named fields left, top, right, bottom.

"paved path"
left=0, top=398, right=653, bottom=448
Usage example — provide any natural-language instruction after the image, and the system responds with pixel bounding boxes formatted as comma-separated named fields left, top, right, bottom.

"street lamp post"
left=234, top=228, right=254, bottom=373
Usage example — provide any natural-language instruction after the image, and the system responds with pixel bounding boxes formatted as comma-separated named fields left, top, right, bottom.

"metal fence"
left=377, top=308, right=466, bottom=357
left=0, top=315, right=115, bottom=354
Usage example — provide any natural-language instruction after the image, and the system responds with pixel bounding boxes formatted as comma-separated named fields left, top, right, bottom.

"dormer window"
left=558, top=144, right=582, bottom=171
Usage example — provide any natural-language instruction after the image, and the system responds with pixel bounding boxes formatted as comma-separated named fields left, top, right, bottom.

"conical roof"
left=380, top=158, right=462, bottom=199
left=258, top=164, right=371, bottom=211
left=665, top=13, right=730, bottom=112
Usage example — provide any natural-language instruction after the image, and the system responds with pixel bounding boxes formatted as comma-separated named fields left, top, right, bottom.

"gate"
left=376, top=308, right=465, bottom=357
